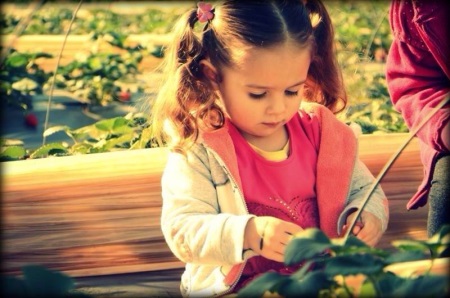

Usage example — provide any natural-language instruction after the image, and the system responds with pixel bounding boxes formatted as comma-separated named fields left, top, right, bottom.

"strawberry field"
left=0, top=0, right=408, bottom=160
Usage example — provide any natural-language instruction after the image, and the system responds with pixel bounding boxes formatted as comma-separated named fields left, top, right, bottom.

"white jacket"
left=160, top=103, right=389, bottom=297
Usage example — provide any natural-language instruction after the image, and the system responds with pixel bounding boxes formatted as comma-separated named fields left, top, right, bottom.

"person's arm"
left=386, top=1, right=450, bottom=153
left=160, top=146, right=253, bottom=266
left=338, top=159, right=389, bottom=246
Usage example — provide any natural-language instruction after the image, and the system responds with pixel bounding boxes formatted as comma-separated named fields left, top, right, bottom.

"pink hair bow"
left=197, top=2, right=214, bottom=23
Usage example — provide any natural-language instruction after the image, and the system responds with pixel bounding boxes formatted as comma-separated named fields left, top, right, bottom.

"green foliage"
left=339, top=74, right=409, bottom=134
left=0, top=49, right=53, bottom=111
left=0, top=113, right=158, bottom=160
left=238, top=225, right=450, bottom=298
left=1, top=264, right=91, bottom=298
left=0, top=6, right=182, bottom=35
left=1, top=1, right=408, bottom=156
left=329, top=1, right=392, bottom=61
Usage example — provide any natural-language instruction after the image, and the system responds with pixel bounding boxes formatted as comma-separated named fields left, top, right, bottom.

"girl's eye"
left=249, top=92, right=266, bottom=99
left=285, top=90, right=299, bottom=97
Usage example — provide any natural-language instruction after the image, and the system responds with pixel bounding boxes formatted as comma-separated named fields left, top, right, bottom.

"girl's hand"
left=343, top=211, right=383, bottom=247
left=244, top=216, right=303, bottom=262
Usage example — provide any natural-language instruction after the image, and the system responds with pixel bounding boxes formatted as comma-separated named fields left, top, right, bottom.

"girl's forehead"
left=230, top=42, right=310, bottom=70
left=225, top=43, right=311, bottom=87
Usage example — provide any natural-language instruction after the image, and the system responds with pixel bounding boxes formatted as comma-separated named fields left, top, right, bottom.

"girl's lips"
left=263, top=120, right=283, bottom=126
left=262, top=121, right=283, bottom=128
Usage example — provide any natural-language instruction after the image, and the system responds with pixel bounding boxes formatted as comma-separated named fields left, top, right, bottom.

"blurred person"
left=386, top=0, right=450, bottom=237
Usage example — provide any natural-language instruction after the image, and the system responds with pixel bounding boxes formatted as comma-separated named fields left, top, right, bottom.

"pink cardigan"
left=203, top=103, right=357, bottom=238
left=386, top=0, right=450, bottom=209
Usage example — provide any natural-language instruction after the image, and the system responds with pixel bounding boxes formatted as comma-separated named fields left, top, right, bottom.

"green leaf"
left=43, top=125, right=72, bottom=138
left=101, top=133, right=134, bottom=150
left=0, top=145, right=26, bottom=161
left=384, top=250, right=427, bottom=265
left=29, top=143, right=68, bottom=159
left=6, top=53, right=28, bottom=68
left=324, top=254, right=384, bottom=276
left=391, top=239, right=430, bottom=253
left=1, top=275, right=28, bottom=297
left=388, top=275, right=449, bottom=297
left=22, top=264, right=74, bottom=296
left=237, top=272, right=286, bottom=298
left=278, top=271, right=336, bottom=297
left=112, top=117, right=130, bottom=130
left=71, top=143, right=93, bottom=154
left=369, top=271, right=406, bottom=294
left=94, top=117, right=123, bottom=131
left=88, top=56, right=103, bottom=71
left=285, top=228, right=332, bottom=266
left=12, top=77, right=39, bottom=91
left=427, top=224, right=450, bottom=246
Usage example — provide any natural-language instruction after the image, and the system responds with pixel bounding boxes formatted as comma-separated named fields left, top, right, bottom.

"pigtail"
left=304, top=0, right=347, bottom=113
left=151, top=8, right=223, bottom=153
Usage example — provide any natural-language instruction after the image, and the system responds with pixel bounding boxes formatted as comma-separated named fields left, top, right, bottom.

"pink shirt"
left=227, top=112, right=321, bottom=288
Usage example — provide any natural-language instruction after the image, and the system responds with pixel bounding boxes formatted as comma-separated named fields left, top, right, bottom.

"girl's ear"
left=200, top=59, right=220, bottom=90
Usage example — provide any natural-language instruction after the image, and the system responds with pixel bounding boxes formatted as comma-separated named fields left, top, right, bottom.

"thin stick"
left=343, top=94, right=450, bottom=241
left=42, top=0, right=84, bottom=146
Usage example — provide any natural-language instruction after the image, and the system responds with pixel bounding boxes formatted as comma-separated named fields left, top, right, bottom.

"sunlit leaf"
left=43, top=125, right=72, bottom=137
left=0, top=145, right=26, bottom=161
left=285, top=229, right=333, bottom=266
left=278, top=271, right=336, bottom=297
left=237, top=272, right=286, bottom=298
left=30, top=143, right=68, bottom=159
left=6, top=53, right=28, bottom=67
left=391, top=239, right=430, bottom=252
left=88, top=56, right=103, bottom=71
left=12, top=78, right=39, bottom=91
left=427, top=224, right=450, bottom=245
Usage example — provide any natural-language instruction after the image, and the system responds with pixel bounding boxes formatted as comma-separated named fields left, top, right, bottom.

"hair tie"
left=197, top=1, right=215, bottom=23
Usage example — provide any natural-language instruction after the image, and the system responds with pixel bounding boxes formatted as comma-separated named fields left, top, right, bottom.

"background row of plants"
left=0, top=0, right=408, bottom=161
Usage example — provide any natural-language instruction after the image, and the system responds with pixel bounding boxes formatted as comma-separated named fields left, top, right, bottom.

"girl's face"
left=216, top=42, right=311, bottom=147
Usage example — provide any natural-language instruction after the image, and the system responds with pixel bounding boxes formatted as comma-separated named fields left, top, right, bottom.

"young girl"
left=151, top=1, right=389, bottom=296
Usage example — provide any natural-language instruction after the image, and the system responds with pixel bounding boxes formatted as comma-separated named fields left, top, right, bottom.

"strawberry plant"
left=1, top=1, right=407, bottom=157
left=34, top=112, right=155, bottom=159
left=238, top=225, right=449, bottom=298
left=0, top=48, right=53, bottom=111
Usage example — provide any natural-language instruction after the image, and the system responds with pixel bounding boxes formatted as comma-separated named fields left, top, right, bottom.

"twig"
left=343, top=94, right=450, bottom=241
left=42, top=0, right=84, bottom=146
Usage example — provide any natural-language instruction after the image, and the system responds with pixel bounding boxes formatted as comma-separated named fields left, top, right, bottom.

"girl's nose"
left=267, top=96, right=286, bottom=114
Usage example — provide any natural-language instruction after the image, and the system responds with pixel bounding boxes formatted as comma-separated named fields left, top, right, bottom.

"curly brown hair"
left=151, top=0, right=347, bottom=152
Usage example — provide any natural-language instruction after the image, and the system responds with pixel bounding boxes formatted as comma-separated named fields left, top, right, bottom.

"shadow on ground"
left=1, top=92, right=149, bottom=151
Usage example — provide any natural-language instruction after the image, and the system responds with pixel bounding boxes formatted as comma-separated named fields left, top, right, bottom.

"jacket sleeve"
left=386, top=0, right=450, bottom=152
left=337, top=158, right=389, bottom=234
left=160, top=145, right=253, bottom=266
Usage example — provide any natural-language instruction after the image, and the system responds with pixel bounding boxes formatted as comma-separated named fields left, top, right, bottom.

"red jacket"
left=386, top=0, right=450, bottom=209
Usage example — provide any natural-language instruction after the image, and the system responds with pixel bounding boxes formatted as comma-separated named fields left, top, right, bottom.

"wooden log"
left=1, top=133, right=426, bottom=278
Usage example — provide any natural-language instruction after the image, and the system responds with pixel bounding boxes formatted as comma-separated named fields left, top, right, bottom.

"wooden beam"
left=1, top=133, right=426, bottom=278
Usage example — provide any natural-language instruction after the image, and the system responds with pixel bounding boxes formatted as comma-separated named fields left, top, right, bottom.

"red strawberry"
left=25, top=113, right=38, bottom=128
left=119, top=90, right=131, bottom=102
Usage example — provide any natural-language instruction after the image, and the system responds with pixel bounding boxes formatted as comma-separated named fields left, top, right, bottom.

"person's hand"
left=343, top=211, right=383, bottom=247
left=244, top=216, right=303, bottom=262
